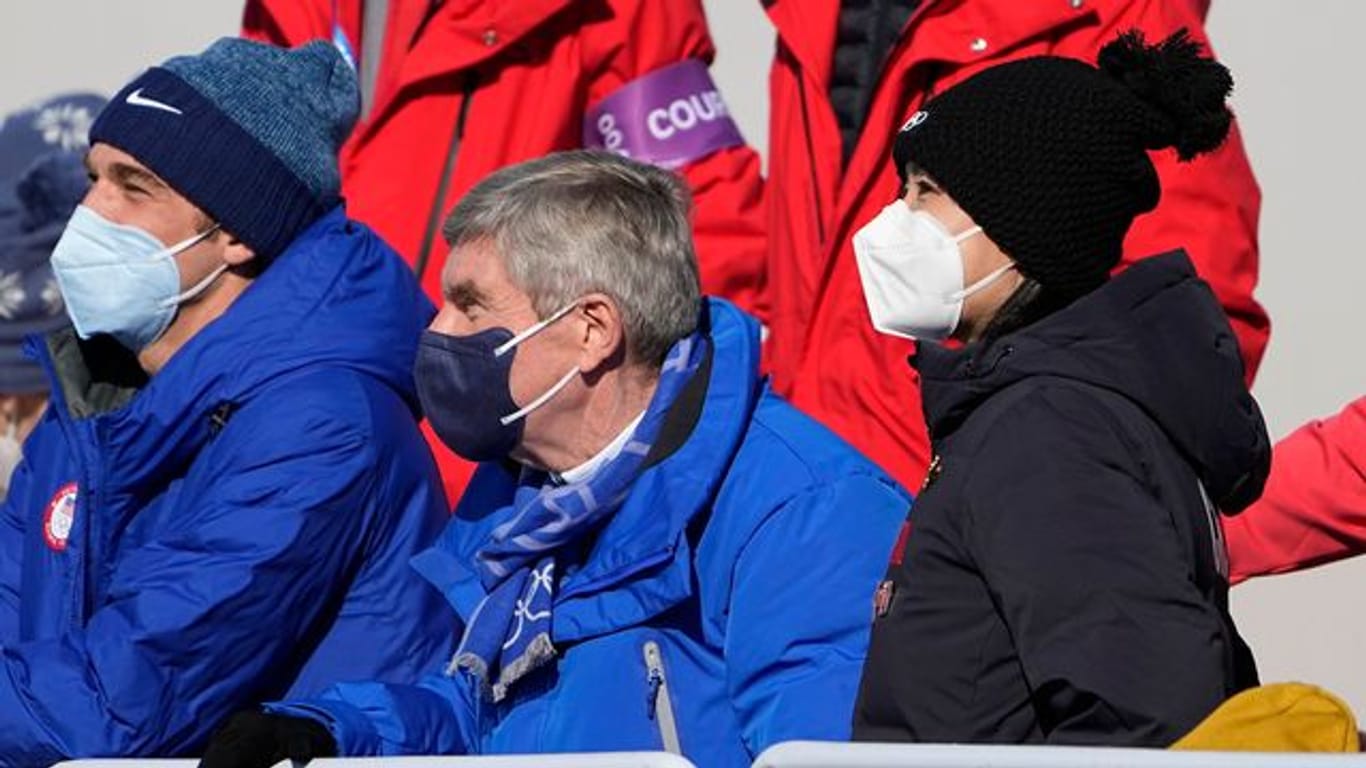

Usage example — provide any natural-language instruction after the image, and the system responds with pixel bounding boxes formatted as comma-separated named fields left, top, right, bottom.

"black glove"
left=199, top=710, right=337, bottom=768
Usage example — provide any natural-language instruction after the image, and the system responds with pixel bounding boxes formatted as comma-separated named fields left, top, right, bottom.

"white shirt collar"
left=554, top=412, right=646, bottom=486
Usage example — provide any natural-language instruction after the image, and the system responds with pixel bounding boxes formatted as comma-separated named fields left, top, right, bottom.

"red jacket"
left=762, top=0, right=1268, bottom=490
left=244, top=0, right=766, bottom=498
left=1225, top=397, right=1366, bottom=583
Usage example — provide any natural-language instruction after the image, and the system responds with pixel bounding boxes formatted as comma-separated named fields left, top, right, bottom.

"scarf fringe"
left=447, top=633, right=559, bottom=703
left=493, top=632, right=556, bottom=702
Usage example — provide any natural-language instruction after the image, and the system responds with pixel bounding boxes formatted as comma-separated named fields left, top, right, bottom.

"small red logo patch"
left=873, top=580, right=896, bottom=619
left=43, top=482, right=78, bottom=552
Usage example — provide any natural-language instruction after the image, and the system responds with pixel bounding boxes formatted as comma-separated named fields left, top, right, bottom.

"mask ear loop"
left=499, top=367, right=580, bottom=426
left=494, top=301, right=580, bottom=358
left=945, top=225, right=1015, bottom=302
left=953, top=225, right=983, bottom=244
left=493, top=300, right=585, bottom=425
left=949, top=262, right=1016, bottom=302
left=164, top=222, right=222, bottom=255
left=161, top=263, right=230, bottom=308
left=157, top=224, right=227, bottom=309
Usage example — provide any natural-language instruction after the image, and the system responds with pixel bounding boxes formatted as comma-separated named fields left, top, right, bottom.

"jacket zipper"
left=643, top=640, right=682, bottom=754
left=413, top=72, right=477, bottom=282
left=73, top=419, right=103, bottom=624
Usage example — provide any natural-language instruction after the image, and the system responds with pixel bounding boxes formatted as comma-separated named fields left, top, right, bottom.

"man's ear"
left=576, top=293, right=626, bottom=374
left=219, top=231, right=257, bottom=271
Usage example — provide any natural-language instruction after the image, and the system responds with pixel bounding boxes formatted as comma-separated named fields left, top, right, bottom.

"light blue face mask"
left=50, top=205, right=225, bottom=352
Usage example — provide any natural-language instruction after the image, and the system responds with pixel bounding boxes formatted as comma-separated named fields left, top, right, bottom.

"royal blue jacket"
left=270, top=298, right=910, bottom=767
left=0, top=208, right=452, bottom=766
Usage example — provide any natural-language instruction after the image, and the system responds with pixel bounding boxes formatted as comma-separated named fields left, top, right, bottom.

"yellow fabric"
left=1174, top=683, right=1360, bottom=752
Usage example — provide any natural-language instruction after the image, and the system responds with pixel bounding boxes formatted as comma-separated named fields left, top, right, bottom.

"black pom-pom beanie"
left=892, top=29, right=1233, bottom=301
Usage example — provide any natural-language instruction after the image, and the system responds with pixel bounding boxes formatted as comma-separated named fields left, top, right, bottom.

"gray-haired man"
left=202, top=150, right=909, bottom=768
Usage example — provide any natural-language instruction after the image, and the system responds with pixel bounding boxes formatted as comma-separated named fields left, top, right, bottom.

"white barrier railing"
left=301, top=754, right=698, bottom=767
left=55, top=744, right=1366, bottom=768
left=49, top=762, right=199, bottom=767
left=51, top=752, right=698, bottom=768
left=752, top=741, right=1366, bottom=768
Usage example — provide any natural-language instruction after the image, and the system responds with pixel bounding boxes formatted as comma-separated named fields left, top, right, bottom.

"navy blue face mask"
left=414, top=302, right=580, bottom=463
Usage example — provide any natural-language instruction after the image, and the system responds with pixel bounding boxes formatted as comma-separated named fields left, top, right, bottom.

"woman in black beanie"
left=851, top=30, right=1269, bottom=746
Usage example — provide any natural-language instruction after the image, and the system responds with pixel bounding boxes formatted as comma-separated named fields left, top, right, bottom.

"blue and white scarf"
left=449, top=332, right=708, bottom=701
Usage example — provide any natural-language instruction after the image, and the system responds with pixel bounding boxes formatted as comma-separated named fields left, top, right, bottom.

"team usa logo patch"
left=43, top=482, right=78, bottom=552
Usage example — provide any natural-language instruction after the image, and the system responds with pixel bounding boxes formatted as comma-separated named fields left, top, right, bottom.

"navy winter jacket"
left=0, top=208, right=452, bottom=765
left=854, top=252, right=1268, bottom=746
left=270, top=298, right=911, bottom=768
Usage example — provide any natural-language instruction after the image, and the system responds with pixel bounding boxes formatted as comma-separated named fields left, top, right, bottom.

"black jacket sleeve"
left=963, top=385, right=1231, bottom=746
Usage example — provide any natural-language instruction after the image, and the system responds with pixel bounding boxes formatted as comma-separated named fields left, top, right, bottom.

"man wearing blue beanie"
left=0, top=39, right=451, bottom=765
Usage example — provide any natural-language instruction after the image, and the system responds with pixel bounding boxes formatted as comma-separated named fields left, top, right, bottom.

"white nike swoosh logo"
left=125, top=88, right=183, bottom=115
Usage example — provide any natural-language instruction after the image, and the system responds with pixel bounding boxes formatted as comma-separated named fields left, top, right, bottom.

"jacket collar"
left=351, top=0, right=578, bottom=143
left=415, top=298, right=763, bottom=642
left=914, top=251, right=1269, bottom=513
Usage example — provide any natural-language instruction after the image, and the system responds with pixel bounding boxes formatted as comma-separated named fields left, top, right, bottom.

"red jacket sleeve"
left=1225, top=397, right=1366, bottom=583
left=581, top=0, right=769, bottom=320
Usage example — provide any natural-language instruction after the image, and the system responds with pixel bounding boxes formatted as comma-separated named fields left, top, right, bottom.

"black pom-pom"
left=1098, top=28, right=1233, bottom=161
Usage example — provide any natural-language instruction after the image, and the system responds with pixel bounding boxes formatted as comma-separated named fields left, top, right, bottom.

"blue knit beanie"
left=90, top=38, right=359, bottom=260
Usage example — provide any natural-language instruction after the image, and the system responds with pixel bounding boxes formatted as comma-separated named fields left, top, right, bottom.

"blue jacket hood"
left=916, top=251, right=1270, bottom=513
left=32, top=206, right=434, bottom=505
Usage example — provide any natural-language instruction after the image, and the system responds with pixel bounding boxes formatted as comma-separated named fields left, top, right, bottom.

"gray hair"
left=443, top=150, right=702, bottom=366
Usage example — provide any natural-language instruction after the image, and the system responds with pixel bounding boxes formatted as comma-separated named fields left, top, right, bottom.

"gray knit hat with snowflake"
left=0, top=94, right=101, bottom=392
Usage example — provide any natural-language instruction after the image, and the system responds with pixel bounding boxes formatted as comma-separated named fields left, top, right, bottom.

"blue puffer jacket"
left=0, top=208, right=452, bottom=766
left=270, top=299, right=910, bottom=768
